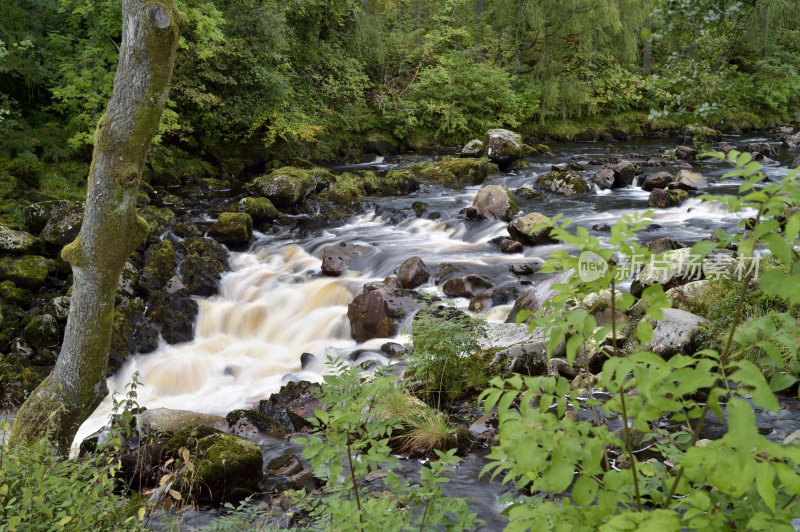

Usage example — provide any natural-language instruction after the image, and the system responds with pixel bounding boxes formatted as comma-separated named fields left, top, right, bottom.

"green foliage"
left=409, top=302, right=488, bottom=406
left=0, top=416, right=144, bottom=531
left=480, top=151, right=800, bottom=530
left=294, top=358, right=479, bottom=530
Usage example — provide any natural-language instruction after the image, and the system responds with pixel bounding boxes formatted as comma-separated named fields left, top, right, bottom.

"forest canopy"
left=2, top=0, right=799, bottom=166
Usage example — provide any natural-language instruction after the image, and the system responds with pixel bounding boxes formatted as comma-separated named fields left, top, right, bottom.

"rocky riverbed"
left=2, top=126, right=800, bottom=529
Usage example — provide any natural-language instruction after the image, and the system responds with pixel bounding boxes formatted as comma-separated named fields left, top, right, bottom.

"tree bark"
left=10, top=0, right=187, bottom=452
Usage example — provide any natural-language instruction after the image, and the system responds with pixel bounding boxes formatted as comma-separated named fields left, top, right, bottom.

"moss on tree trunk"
left=10, top=0, right=187, bottom=452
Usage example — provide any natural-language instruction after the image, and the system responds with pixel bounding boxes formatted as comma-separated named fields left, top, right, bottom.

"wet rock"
left=495, top=340, right=549, bottom=375
left=208, top=212, right=253, bottom=250
left=509, top=263, right=535, bottom=275
left=138, top=408, right=229, bottom=435
left=144, top=289, right=198, bottom=345
left=132, top=321, right=160, bottom=354
left=237, top=197, right=280, bottom=223
left=647, top=188, right=688, bottom=208
left=646, top=308, right=708, bottom=358
left=178, top=237, right=229, bottom=297
left=172, top=222, right=203, bottom=239
left=500, top=238, right=523, bottom=253
left=537, top=169, right=589, bottom=196
left=680, top=125, right=721, bottom=142
left=646, top=155, right=667, bottom=166
left=674, top=145, right=697, bottom=160
left=507, top=212, right=557, bottom=246
left=396, top=256, right=431, bottom=289
left=300, top=352, right=316, bottom=369
left=381, top=342, right=408, bottom=358
left=641, top=172, right=673, bottom=191
left=513, top=187, right=545, bottom=201
left=470, top=185, right=519, bottom=221
left=258, top=381, right=322, bottom=432
left=671, top=169, right=708, bottom=191
left=140, top=240, right=177, bottom=296
left=139, top=205, right=176, bottom=238
left=592, top=167, right=615, bottom=190
left=226, top=409, right=286, bottom=439
left=347, top=285, right=423, bottom=342
left=248, top=167, right=332, bottom=208
left=0, top=255, right=48, bottom=289
left=433, top=263, right=462, bottom=283
left=460, top=139, right=483, bottom=157
left=647, top=237, right=685, bottom=255
left=411, top=201, right=428, bottom=215
left=746, top=142, right=778, bottom=159
left=108, top=297, right=145, bottom=375
left=266, top=454, right=303, bottom=477
left=290, top=466, right=319, bottom=492
left=611, top=160, right=638, bottom=187
left=505, top=271, right=572, bottom=323
left=0, top=225, right=40, bottom=255
left=117, top=261, right=139, bottom=301
left=23, top=314, right=60, bottom=348
left=630, top=248, right=702, bottom=297
left=783, top=133, right=800, bottom=151
left=442, top=274, right=493, bottom=298
left=592, top=223, right=611, bottom=232
left=791, top=153, right=800, bottom=170
left=484, top=129, right=524, bottom=165
left=321, top=242, right=370, bottom=277
left=469, top=287, right=519, bottom=312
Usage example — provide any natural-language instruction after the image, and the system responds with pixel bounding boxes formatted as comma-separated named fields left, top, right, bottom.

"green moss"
left=0, top=255, right=49, bottom=289
left=235, top=197, right=279, bottom=222
left=537, top=169, right=589, bottom=196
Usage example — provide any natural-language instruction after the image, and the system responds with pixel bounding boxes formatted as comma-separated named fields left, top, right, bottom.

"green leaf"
left=636, top=320, right=653, bottom=344
left=769, top=373, right=796, bottom=392
left=571, top=475, right=598, bottom=506
left=756, top=462, right=776, bottom=512
left=763, top=233, right=792, bottom=265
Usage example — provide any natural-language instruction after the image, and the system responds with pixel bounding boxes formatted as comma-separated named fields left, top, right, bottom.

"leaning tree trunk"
left=10, top=0, right=186, bottom=452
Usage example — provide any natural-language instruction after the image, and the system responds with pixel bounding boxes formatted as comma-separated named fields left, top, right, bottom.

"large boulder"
left=648, top=188, right=688, bottom=208
left=0, top=225, right=40, bottom=255
left=469, top=185, right=519, bottom=221
left=396, top=256, right=431, bottom=289
left=208, top=213, right=253, bottom=250
left=321, top=242, right=371, bottom=277
left=363, top=133, right=399, bottom=156
left=484, top=129, right=524, bottom=165
left=41, top=202, right=84, bottom=246
left=137, top=407, right=230, bottom=435
left=646, top=308, right=708, bottom=358
left=258, top=380, right=322, bottom=432
left=671, top=169, right=707, bottom=191
left=143, top=289, right=199, bottom=345
left=418, top=157, right=498, bottom=189
left=442, top=274, right=493, bottom=298
left=247, top=167, right=332, bottom=208
left=108, top=297, right=145, bottom=375
left=22, top=200, right=71, bottom=235
left=347, top=284, right=422, bottom=342
left=0, top=255, right=49, bottom=289
left=460, top=139, right=483, bottom=157
left=641, top=172, right=673, bottom=191
left=537, top=169, right=589, bottom=196
left=507, top=212, right=557, bottom=246
left=505, top=271, right=572, bottom=323
left=630, top=248, right=701, bottom=297
left=139, top=240, right=177, bottom=296
left=226, top=409, right=286, bottom=439
left=674, top=145, right=697, bottom=160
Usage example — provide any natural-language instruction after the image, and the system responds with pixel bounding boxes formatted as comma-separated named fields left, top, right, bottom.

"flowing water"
left=73, top=134, right=796, bottom=527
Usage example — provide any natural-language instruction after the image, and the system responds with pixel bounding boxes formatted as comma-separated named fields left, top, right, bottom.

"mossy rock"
left=536, top=169, right=589, bottom=196
left=198, top=178, right=231, bottom=191
left=0, top=255, right=49, bottom=289
left=247, top=167, right=333, bottom=208
left=363, top=133, right=399, bottom=156
left=41, top=202, right=84, bottom=247
left=407, top=157, right=498, bottom=189
left=170, top=428, right=264, bottom=503
left=226, top=409, right=286, bottom=439
left=507, top=213, right=557, bottom=246
left=470, top=185, right=519, bottom=221
left=140, top=240, right=177, bottom=295
left=22, top=200, right=72, bottom=235
left=207, top=212, right=253, bottom=249
left=236, top=197, right=279, bottom=222
left=0, top=280, right=31, bottom=306
left=178, top=238, right=229, bottom=297
left=6, top=159, right=42, bottom=189
left=23, top=314, right=61, bottom=348
left=139, top=205, right=176, bottom=237
left=107, top=297, right=145, bottom=375
left=366, top=170, right=420, bottom=196
left=0, top=225, right=40, bottom=255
